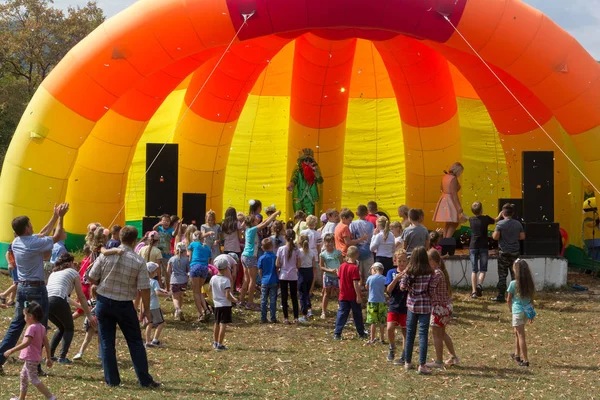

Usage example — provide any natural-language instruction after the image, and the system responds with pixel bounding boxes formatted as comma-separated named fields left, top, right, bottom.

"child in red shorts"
left=385, top=248, right=409, bottom=364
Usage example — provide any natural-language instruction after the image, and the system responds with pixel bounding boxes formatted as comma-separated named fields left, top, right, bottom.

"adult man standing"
left=490, top=203, right=525, bottom=302
left=88, top=225, right=160, bottom=388
left=0, top=203, right=70, bottom=375
left=350, top=205, right=374, bottom=289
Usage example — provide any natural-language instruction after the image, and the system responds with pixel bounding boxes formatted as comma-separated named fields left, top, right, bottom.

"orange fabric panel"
left=449, top=64, right=479, bottom=100
left=375, top=36, right=457, bottom=128
left=553, top=77, right=600, bottom=135
left=289, top=34, right=357, bottom=129
left=185, top=0, right=240, bottom=48
left=430, top=43, right=552, bottom=135
left=41, top=53, right=117, bottom=122
left=349, top=39, right=395, bottom=99
left=444, top=0, right=507, bottom=52
left=186, top=36, right=290, bottom=123
left=250, top=41, right=295, bottom=97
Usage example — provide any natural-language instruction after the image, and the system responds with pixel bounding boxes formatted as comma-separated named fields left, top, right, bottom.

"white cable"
left=108, top=12, right=255, bottom=227
left=442, top=15, right=600, bottom=195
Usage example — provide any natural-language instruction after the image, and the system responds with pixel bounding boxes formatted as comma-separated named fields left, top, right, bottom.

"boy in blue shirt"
left=366, top=262, right=387, bottom=344
left=258, top=238, right=278, bottom=323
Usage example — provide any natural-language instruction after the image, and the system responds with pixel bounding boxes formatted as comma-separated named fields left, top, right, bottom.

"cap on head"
left=146, top=262, right=159, bottom=273
left=214, top=256, right=229, bottom=270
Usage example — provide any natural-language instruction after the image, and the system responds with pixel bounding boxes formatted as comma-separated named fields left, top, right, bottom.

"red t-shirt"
left=334, top=223, right=351, bottom=256
left=338, top=262, right=360, bottom=301
left=365, top=214, right=378, bottom=228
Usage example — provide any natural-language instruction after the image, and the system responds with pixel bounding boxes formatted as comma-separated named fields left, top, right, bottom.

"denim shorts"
left=469, top=248, right=489, bottom=273
left=190, top=264, right=208, bottom=279
left=323, top=275, right=339, bottom=289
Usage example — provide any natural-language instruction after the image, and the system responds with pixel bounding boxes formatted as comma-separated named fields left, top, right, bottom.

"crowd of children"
left=0, top=199, right=539, bottom=396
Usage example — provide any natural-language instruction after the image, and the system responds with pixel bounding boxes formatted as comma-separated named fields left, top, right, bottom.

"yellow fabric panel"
left=456, top=97, right=509, bottom=218
left=125, top=89, right=186, bottom=222
left=570, top=126, right=600, bottom=189
left=250, top=41, right=295, bottom=97
left=349, top=39, right=395, bottom=99
left=558, top=130, right=585, bottom=247
left=401, top=114, right=461, bottom=222
left=0, top=86, right=95, bottom=242
left=498, top=118, right=581, bottom=246
left=223, top=95, right=290, bottom=220
left=342, top=98, right=405, bottom=217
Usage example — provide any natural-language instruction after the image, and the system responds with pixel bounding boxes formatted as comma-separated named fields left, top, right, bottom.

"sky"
left=52, top=0, right=600, bottom=59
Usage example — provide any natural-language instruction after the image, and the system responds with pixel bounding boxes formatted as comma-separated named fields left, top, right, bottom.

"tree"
left=0, top=0, right=104, bottom=169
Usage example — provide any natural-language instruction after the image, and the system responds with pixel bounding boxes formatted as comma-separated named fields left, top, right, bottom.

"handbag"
left=523, top=303, right=536, bottom=319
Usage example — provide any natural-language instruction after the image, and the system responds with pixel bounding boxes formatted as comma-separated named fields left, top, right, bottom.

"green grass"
left=0, top=271, right=599, bottom=399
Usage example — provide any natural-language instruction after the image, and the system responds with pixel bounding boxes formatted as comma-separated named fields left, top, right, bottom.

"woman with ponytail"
left=370, top=216, right=395, bottom=275
left=426, top=248, right=459, bottom=368
left=276, top=229, right=300, bottom=324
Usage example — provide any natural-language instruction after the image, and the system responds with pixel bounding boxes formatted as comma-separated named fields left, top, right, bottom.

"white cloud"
left=53, top=0, right=600, bottom=59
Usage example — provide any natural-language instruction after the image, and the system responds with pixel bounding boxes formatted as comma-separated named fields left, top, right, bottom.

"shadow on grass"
left=547, top=364, right=599, bottom=371
left=445, top=365, right=534, bottom=378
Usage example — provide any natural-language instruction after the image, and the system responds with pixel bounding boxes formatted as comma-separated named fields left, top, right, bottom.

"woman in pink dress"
left=433, top=162, right=465, bottom=239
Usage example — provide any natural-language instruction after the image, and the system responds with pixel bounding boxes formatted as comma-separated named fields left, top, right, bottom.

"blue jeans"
left=404, top=310, right=431, bottom=365
left=298, top=268, right=313, bottom=316
left=0, top=284, right=48, bottom=366
left=469, top=248, right=489, bottom=273
left=334, top=300, right=365, bottom=336
left=260, top=284, right=278, bottom=322
left=96, top=294, right=154, bottom=387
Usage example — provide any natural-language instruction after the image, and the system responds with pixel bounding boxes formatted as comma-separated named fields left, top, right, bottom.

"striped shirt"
left=88, top=245, right=150, bottom=301
left=400, top=273, right=439, bottom=314
left=47, top=268, right=79, bottom=299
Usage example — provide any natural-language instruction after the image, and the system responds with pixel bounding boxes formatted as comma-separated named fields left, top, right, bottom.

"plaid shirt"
left=400, top=273, right=439, bottom=314
left=430, top=270, right=451, bottom=307
left=88, top=245, right=150, bottom=301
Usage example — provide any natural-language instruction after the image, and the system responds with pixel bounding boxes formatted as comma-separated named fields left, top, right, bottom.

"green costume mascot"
left=287, top=148, right=324, bottom=215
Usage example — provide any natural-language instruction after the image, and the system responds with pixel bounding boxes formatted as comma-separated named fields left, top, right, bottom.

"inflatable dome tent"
left=0, top=0, right=599, bottom=262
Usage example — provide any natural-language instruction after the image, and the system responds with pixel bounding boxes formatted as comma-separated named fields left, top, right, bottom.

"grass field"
left=0, top=271, right=599, bottom=399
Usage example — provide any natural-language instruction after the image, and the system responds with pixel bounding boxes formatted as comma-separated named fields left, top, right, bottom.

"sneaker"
left=425, top=361, right=445, bottom=369
left=387, top=347, right=395, bottom=362
left=393, top=357, right=406, bottom=366
left=215, top=344, right=228, bottom=351
left=417, top=365, right=431, bottom=375
left=50, top=356, right=58, bottom=362
left=476, top=284, right=483, bottom=297
left=366, top=339, right=376, bottom=345
left=283, top=319, right=290, bottom=324
left=73, top=353, right=83, bottom=361
left=379, top=339, right=386, bottom=345
left=490, top=296, right=505, bottom=303
left=519, top=360, right=530, bottom=367
left=270, top=319, right=279, bottom=324
left=471, top=293, right=478, bottom=299
left=38, top=367, right=48, bottom=377
left=151, top=340, right=163, bottom=348
left=58, top=358, right=72, bottom=365
left=145, top=381, right=162, bottom=388
left=510, top=353, right=522, bottom=363
left=333, top=334, right=342, bottom=341
left=445, top=356, right=460, bottom=365
left=212, top=342, right=218, bottom=349
left=145, top=342, right=156, bottom=348
left=404, top=363, right=413, bottom=371
left=307, top=310, right=313, bottom=318
left=298, top=317, right=308, bottom=323
left=260, top=319, right=269, bottom=324
left=320, top=312, right=326, bottom=320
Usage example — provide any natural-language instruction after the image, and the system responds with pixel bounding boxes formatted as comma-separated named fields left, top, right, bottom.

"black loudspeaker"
left=522, top=151, right=554, bottom=223
left=182, top=193, right=207, bottom=227
left=498, top=198, right=524, bottom=223
left=146, top=144, right=178, bottom=217
left=439, top=238, right=456, bottom=256
left=143, top=217, right=160, bottom=235
left=524, top=222, right=561, bottom=256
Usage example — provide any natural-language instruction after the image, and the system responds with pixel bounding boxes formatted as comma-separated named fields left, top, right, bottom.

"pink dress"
left=433, top=174, right=460, bottom=223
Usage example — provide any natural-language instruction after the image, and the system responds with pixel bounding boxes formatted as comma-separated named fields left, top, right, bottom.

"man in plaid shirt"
left=88, top=226, right=161, bottom=388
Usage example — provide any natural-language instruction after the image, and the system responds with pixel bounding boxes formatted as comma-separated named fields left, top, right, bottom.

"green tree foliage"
left=0, top=0, right=104, bottom=169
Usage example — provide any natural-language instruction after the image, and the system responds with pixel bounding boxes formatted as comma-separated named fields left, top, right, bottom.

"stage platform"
left=445, top=251, right=567, bottom=290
